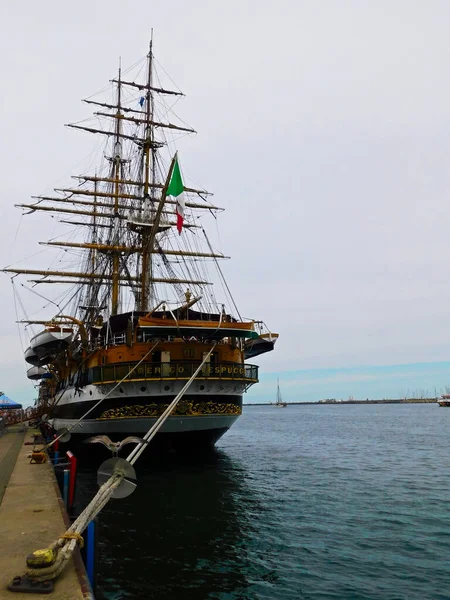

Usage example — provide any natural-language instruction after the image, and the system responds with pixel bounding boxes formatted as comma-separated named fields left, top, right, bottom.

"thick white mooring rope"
left=25, top=343, right=218, bottom=583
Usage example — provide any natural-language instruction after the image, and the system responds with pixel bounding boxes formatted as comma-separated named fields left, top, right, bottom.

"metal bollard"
left=66, top=451, right=77, bottom=510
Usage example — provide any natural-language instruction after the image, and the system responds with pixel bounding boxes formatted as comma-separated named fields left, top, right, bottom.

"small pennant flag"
left=167, top=157, right=185, bottom=234
left=139, top=96, right=145, bottom=107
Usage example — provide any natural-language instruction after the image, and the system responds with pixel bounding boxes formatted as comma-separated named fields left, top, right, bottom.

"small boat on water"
left=438, top=394, right=450, bottom=407
left=275, top=379, right=287, bottom=407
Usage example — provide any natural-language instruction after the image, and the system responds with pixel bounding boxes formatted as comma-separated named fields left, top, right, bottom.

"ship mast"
left=92, top=180, right=98, bottom=273
left=140, top=38, right=155, bottom=311
left=111, top=64, right=123, bottom=315
left=81, top=179, right=100, bottom=319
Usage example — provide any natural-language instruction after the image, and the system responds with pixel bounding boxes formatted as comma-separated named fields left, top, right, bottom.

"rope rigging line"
left=11, top=280, right=26, bottom=354
left=11, top=280, right=39, bottom=339
left=42, top=340, right=161, bottom=451
left=21, top=280, right=82, bottom=324
left=202, top=228, right=242, bottom=320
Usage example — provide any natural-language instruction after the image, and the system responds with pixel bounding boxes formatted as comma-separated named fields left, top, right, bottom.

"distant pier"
left=244, top=398, right=438, bottom=406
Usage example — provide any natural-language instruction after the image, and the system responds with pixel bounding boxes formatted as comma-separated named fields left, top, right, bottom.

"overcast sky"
left=1, top=1, right=450, bottom=404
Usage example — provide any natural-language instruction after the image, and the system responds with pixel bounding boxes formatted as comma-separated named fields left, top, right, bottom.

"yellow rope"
left=59, top=532, right=84, bottom=549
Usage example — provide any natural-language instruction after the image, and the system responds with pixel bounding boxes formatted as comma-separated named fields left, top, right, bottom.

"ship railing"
left=137, top=331, right=229, bottom=344
left=138, top=331, right=181, bottom=343
left=90, top=332, right=235, bottom=349
left=90, top=333, right=125, bottom=348
left=90, top=361, right=259, bottom=384
left=112, top=332, right=126, bottom=345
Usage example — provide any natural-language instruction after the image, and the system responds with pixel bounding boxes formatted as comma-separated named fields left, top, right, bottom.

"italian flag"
left=167, top=157, right=185, bottom=234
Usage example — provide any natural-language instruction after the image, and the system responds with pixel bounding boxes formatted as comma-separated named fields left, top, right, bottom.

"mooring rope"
left=42, top=340, right=161, bottom=451
left=127, top=342, right=217, bottom=465
left=24, top=343, right=218, bottom=583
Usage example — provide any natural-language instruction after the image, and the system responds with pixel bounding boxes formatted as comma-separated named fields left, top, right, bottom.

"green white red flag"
left=167, top=157, right=185, bottom=234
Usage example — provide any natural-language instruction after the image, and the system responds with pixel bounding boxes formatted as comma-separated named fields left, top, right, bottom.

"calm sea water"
left=76, top=404, right=450, bottom=600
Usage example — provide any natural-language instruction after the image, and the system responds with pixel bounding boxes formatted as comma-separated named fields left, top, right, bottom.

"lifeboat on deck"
left=26, top=366, right=48, bottom=380
left=24, top=346, right=40, bottom=366
left=244, top=332, right=279, bottom=359
left=30, top=327, right=73, bottom=361
left=137, top=315, right=258, bottom=340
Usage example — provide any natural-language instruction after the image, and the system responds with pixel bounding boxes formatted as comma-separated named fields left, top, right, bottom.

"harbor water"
left=76, top=403, right=450, bottom=600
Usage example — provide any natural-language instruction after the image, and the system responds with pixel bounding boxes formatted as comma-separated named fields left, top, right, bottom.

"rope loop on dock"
left=26, top=469, right=124, bottom=582
left=59, top=532, right=84, bottom=548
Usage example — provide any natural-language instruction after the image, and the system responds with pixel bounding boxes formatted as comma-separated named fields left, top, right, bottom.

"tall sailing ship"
left=4, top=41, right=278, bottom=451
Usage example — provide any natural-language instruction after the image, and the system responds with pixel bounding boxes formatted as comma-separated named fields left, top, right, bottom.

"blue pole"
left=86, top=520, right=95, bottom=588
left=63, top=469, right=70, bottom=508
left=53, top=450, right=59, bottom=465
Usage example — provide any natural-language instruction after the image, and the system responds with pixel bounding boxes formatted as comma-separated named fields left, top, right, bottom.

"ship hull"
left=50, top=379, right=243, bottom=457
left=51, top=412, right=239, bottom=435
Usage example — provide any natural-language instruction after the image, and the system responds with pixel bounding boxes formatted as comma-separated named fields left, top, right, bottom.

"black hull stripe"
left=53, top=394, right=243, bottom=419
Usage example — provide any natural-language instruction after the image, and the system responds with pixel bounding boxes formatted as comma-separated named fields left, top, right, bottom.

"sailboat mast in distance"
left=275, top=379, right=287, bottom=407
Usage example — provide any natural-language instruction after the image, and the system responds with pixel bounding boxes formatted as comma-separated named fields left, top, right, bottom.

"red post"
left=53, top=435, right=59, bottom=452
left=66, top=451, right=77, bottom=510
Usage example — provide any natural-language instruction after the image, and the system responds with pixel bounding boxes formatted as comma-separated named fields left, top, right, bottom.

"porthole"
left=89, top=390, right=92, bottom=396
left=199, top=385, right=205, bottom=391
left=164, top=385, right=170, bottom=391
left=141, top=386, right=146, bottom=392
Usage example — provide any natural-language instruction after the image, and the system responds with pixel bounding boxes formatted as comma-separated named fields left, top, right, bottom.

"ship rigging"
left=4, top=39, right=278, bottom=451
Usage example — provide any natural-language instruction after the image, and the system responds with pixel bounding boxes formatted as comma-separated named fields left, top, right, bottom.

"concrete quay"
left=0, top=425, right=89, bottom=599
